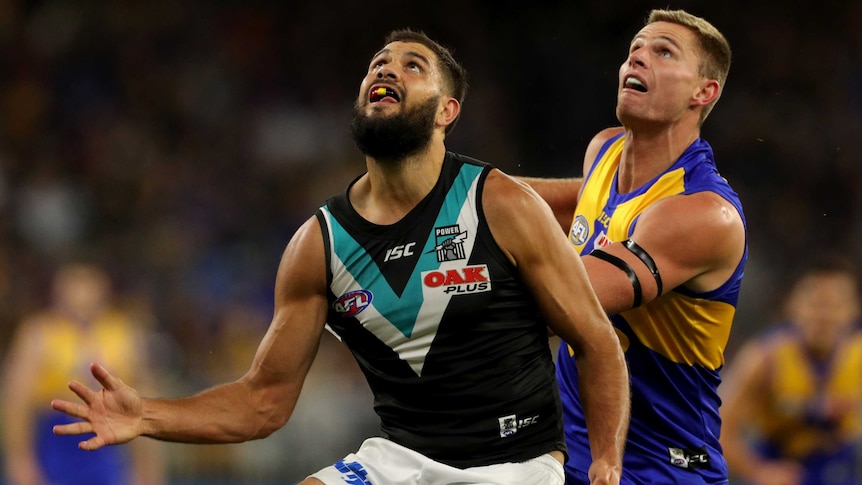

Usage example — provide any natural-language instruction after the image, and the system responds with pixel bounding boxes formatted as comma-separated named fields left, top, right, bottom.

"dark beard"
left=350, top=95, right=439, bottom=161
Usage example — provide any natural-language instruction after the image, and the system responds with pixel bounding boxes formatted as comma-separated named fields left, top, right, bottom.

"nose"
left=628, top=47, right=647, bottom=68
left=376, top=64, right=398, bottom=80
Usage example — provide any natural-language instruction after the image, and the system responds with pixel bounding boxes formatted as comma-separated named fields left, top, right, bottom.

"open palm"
left=51, top=363, right=143, bottom=451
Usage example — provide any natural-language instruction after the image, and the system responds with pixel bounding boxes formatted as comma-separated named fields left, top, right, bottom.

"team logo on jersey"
left=430, top=224, right=467, bottom=262
left=332, top=289, right=373, bottom=317
left=498, top=413, right=540, bottom=438
left=668, top=446, right=710, bottom=469
left=422, top=264, right=491, bottom=295
left=570, top=215, right=589, bottom=246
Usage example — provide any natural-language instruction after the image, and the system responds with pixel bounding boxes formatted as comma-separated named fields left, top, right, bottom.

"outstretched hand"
left=51, top=362, right=143, bottom=451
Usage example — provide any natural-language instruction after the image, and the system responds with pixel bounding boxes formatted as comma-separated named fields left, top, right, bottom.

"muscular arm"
left=565, top=127, right=745, bottom=313
left=518, top=127, right=624, bottom=234
left=484, top=170, right=630, bottom=483
left=516, top=176, right=583, bottom=232
left=584, top=191, right=746, bottom=315
left=52, top=216, right=330, bottom=449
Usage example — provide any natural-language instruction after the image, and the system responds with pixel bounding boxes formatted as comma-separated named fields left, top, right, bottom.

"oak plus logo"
left=431, top=224, right=467, bottom=262
left=422, top=265, right=491, bottom=295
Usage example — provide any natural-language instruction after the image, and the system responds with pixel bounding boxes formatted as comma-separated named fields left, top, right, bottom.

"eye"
left=406, top=62, right=422, bottom=73
left=660, top=49, right=672, bottom=58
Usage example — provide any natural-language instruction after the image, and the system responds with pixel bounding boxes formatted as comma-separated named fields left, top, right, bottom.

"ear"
left=437, top=97, right=461, bottom=130
left=691, top=79, right=720, bottom=108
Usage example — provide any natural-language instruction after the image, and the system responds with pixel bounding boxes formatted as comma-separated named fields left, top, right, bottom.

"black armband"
left=589, top=249, right=642, bottom=308
left=623, top=239, right=663, bottom=297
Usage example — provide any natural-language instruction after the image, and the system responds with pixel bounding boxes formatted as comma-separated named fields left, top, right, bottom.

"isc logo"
left=333, top=290, right=373, bottom=317
left=422, top=265, right=491, bottom=295
left=384, top=242, right=416, bottom=262
left=668, top=446, right=710, bottom=469
left=498, top=413, right=540, bottom=438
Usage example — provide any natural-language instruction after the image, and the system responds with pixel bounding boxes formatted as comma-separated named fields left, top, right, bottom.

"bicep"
left=635, top=193, right=744, bottom=290
left=585, top=192, right=745, bottom=314
left=242, top=217, right=330, bottom=398
left=484, top=172, right=611, bottom=350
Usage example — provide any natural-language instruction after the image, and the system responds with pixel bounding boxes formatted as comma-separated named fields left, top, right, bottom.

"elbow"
left=252, top=407, right=290, bottom=440
left=246, top=385, right=296, bottom=440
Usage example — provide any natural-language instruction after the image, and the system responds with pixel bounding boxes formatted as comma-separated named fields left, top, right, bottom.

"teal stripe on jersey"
left=327, top=162, right=483, bottom=338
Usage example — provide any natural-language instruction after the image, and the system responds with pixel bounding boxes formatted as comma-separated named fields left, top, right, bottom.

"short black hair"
left=383, top=29, right=469, bottom=134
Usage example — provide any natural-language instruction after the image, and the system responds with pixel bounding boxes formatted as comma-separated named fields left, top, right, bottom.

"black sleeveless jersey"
left=315, top=152, right=566, bottom=468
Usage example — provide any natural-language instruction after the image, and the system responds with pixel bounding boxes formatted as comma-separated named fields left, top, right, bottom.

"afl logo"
left=570, top=215, right=589, bottom=246
left=333, top=290, right=373, bottom=317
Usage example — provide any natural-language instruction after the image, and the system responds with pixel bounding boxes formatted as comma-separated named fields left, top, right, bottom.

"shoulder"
left=583, top=127, right=625, bottom=173
left=448, top=150, right=492, bottom=169
left=482, top=169, right=548, bottom=215
left=641, top=191, right=743, bottom=235
left=585, top=127, right=625, bottom=157
left=628, top=190, right=745, bottom=292
left=18, top=312, right=58, bottom=335
left=592, top=126, right=625, bottom=144
left=5, top=312, right=55, bottom=360
left=722, top=334, right=774, bottom=390
left=481, top=169, right=561, bottom=265
left=274, top=216, right=328, bottom=298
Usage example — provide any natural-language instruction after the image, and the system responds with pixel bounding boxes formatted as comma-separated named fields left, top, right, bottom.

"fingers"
left=90, top=362, right=121, bottom=391
left=80, top=436, right=106, bottom=451
left=68, top=379, right=97, bottom=404
left=52, top=398, right=107, bottom=451
left=51, top=398, right=89, bottom=419
left=52, top=419, right=94, bottom=436
left=52, top=421, right=106, bottom=451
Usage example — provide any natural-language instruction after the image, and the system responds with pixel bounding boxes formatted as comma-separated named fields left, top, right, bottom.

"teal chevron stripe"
left=327, top=162, right=483, bottom=338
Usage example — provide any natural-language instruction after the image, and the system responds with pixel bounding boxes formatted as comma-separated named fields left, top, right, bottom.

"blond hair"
left=647, top=9, right=731, bottom=125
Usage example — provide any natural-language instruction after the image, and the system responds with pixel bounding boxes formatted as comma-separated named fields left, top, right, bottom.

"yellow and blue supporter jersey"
left=744, top=324, right=862, bottom=485
left=558, top=132, right=747, bottom=484
left=34, top=312, right=140, bottom=485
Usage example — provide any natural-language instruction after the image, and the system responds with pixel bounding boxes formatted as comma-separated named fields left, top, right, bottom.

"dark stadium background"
left=0, top=1, right=858, bottom=483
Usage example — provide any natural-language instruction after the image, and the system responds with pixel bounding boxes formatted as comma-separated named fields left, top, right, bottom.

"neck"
left=617, top=120, right=700, bottom=194
left=352, top=139, right=447, bottom=225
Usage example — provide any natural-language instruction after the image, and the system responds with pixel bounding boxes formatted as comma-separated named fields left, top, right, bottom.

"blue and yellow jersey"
left=33, top=311, right=142, bottom=485
left=745, top=325, right=862, bottom=485
left=34, top=311, right=139, bottom=402
left=559, top=132, right=747, bottom=484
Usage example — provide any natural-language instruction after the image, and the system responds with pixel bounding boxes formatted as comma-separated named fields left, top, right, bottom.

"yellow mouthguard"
left=375, top=87, right=387, bottom=96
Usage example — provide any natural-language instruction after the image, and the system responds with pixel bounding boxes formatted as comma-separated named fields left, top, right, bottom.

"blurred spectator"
left=1, top=263, right=165, bottom=485
left=0, top=1, right=858, bottom=482
left=720, top=256, right=862, bottom=485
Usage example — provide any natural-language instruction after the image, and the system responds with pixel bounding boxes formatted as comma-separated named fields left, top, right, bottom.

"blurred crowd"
left=0, top=0, right=859, bottom=483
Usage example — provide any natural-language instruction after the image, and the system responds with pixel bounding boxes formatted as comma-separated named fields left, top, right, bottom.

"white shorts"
left=307, top=437, right=564, bottom=485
